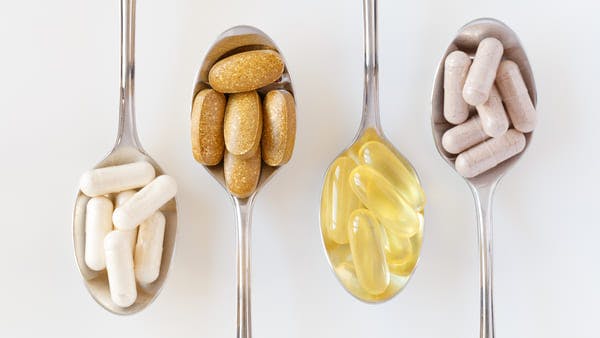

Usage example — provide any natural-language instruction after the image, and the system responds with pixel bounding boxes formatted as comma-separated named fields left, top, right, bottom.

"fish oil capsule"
left=85, top=196, right=113, bottom=271
left=442, top=116, right=489, bottom=154
left=496, top=60, right=537, bottom=133
left=224, top=147, right=262, bottom=198
left=388, top=213, right=423, bottom=276
left=455, top=129, right=526, bottom=178
left=191, top=89, right=226, bottom=165
left=113, top=175, right=177, bottom=230
left=349, top=165, right=420, bottom=236
left=224, top=91, right=262, bottom=159
left=115, top=190, right=138, bottom=252
left=358, top=141, right=425, bottom=211
left=135, top=211, right=166, bottom=285
left=383, top=229, right=413, bottom=266
left=444, top=50, right=472, bottom=124
left=79, top=162, right=155, bottom=197
left=463, top=38, right=504, bottom=105
left=209, top=50, right=285, bottom=93
left=320, top=156, right=361, bottom=245
left=262, top=90, right=297, bottom=166
left=476, top=85, right=509, bottom=137
left=104, top=231, right=137, bottom=308
left=347, top=209, right=390, bottom=295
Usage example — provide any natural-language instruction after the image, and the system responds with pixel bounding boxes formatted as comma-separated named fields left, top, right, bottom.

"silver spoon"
left=192, top=26, right=293, bottom=338
left=431, top=18, right=537, bottom=338
left=72, top=0, right=178, bottom=315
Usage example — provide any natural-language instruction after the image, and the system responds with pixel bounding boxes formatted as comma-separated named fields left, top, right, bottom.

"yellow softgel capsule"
left=388, top=213, right=423, bottom=276
left=347, top=209, right=390, bottom=295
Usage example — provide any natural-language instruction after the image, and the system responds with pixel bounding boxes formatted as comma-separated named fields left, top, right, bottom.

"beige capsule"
left=224, top=147, right=262, bottom=198
left=224, top=91, right=262, bottom=159
left=209, top=50, right=284, bottom=93
left=442, top=116, right=489, bottom=154
left=463, top=38, right=504, bottom=106
left=476, top=85, right=509, bottom=137
left=262, top=90, right=296, bottom=166
left=496, top=60, right=537, bottom=133
left=444, top=50, right=472, bottom=124
left=191, top=89, right=226, bottom=165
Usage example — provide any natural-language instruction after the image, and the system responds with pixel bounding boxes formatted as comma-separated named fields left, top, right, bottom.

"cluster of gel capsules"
left=79, top=162, right=177, bottom=308
left=442, top=37, right=537, bottom=178
left=192, top=48, right=296, bottom=198
left=320, top=129, right=425, bottom=301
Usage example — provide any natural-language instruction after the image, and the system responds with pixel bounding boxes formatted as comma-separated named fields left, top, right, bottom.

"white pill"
left=463, top=38, right=504, bottom=105
left=496, top=60, right=537, bottom=133
left=104, top=231, right=137, bottom=308
left=476, top=85, right=509, bottom=137
left=455, top=129, right=526, bottom=178
left=84, top=196, right=113, bottom=271
left=79, top=162, right=155, bottom=197
left=115, top=190, right=138, bottom=253
left=444, top=50, right=472, bottom=124
left=135, top=211, right=166, bottom=285
left=113, top=175, right=177, bottom=231
left=442, top=116, right=489, bottom=154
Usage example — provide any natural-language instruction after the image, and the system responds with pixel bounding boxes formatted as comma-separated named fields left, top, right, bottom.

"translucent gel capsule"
left=347, top=209, right=390, bottom=295
left=359, top=141, right=425, bottom=211
left=382, top=229, right=413, bottom=266
left=388, top=213, right=423, bottom=276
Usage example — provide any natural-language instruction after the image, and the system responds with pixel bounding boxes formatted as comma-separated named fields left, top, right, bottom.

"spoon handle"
left=471, top=182, right=498, bottom=338
left=359, top=0, right=382, bottom=132
left=233, top=196, right=255, bottom=338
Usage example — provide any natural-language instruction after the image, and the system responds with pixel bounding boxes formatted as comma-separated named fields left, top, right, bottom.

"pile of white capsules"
left=79, top=161, right=177, bottom=307
left=442, top=37, right=537, bottom=178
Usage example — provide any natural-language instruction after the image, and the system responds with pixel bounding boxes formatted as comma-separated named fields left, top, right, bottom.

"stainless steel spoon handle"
left=233, top=197, right=255, bottom=338
left=359, top=0, right=382, bottom=132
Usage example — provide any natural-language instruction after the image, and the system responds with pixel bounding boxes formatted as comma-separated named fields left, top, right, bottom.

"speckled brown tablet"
left=224, top=147, right=261, bottom=198
left=208, top=50, right=284, bottom=93
left=224, top=91, right=262, bottom=159
left=261, top=90, right=296, bottom=166
left=191, top=89, right=226, bottom=165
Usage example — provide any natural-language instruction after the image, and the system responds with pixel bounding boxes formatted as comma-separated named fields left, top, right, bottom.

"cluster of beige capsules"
left=192, top=49, right=296, bottom=197
left=442, top=37, right=537, bottom=178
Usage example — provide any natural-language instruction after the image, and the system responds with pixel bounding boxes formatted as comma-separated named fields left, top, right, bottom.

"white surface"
left=0, top=0, right=598, bottom=337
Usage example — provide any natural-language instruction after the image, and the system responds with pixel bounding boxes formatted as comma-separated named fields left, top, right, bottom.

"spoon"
left=192, top=26, right=293, bottom=338
left=72, top=0, right=178, bottom=315
left=431, top=18, right=537, bottom=338
left=319, top=0, right=425, bottom=303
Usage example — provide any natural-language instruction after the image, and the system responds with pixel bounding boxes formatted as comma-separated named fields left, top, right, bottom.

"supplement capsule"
left=347, top=209, right=390, bottom=295
left=476, top=85, right=509, bottom=137
left=442, top=116, right=489, bottom=154
left=104, top=231, right=137, bottom=308
left=463, top=38, right=504, bottom=105
left=261, top=90, right=296, bottom=166
left=191, top=89, right=226, bottom=165
left=224, top=147, right=261, bottom=198
left=496, top=60, right=537, bottom=133
left=444, top=50, right=472, bottom=124
left=388, top=213, right=423, bottom=276
left=79, top=162, right=155, bottom=197
left=209, top=50, right=285, bottom=93
left=224, top=91, right=263, bottom=159
left=115, top=190, right=138, bottom=252
left=113, top=175, right=177, bottom=231
left=455, top=129, right=526, bottom=178
left=85, top=196, right=113, bottom=271
left=135, top=211, right=166, bottom=285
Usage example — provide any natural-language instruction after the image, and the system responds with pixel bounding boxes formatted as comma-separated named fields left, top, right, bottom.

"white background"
left=0, top=0, right=598, bottom=337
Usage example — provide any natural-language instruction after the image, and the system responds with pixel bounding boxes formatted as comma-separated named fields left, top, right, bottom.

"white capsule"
left=113, top=175, right=177, bottom=231
left=496, top=60, right=537, bottom=133
left=135, top=211, right=166, bottom=285
left=115, top=190, right=138, bottom=253
left=463, top=38, right=504, bottom=105
left=79, top=162, right=155, bottom=197
left=444, top=50, right=472, bottom=124
left=104, top=231, right=137, bottom=308
left=442, top=116, right=489, bottom=154
left=455, top=129, right=526, bottom=178
left=84, top=196, right=113, bottom=271
left=476, top=85, right=509, bottom=137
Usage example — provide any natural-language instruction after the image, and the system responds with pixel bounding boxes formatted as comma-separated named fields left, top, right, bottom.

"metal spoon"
left=431, top=18, right=537, bottom=338
left=192, top=26, right=293, bottom=338
left=72, top=0, right=178, bottom=315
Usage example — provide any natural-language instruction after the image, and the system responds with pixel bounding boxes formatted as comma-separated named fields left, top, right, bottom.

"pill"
left=223, top=147, right=261, bottom=198
left=463, top=37, right=504, bottom=105
left=209, top=50, right=285, bottom=93
left=224, top=91, right=263, bottom=159
left=442, top=116, right=489, bottom=154
left=134, top=211, right=166, bottom=285
left=388, top=213, right=423, bottom=276
left=79, top=162, right=155, bottom=197
left=261, top=90, right=296, bottom=166
left=347, top=209, right=390, bottom=295
left=104, top=231, right=137, bottom=308
left=320, top=156, right=361, bottom=245
left=443, top=50, right=472, bottom=124
left=349, top=165, right=420, bottom=236
left=455, top=129, right=526, bottom=178
left=383, top=229, right=412, bottom=266
left=115, top=190, right=138, bottom=252
left=358, top=141, right=425, bottom=211
left=84, top=196, right=113, bottom=271
left=496, top=60, right=537, bottom=133
left=113, top=175, right=177, bottom=230
left=476, top=85, right=509, bottom=137
left=191, top=89, right=226, bottom=166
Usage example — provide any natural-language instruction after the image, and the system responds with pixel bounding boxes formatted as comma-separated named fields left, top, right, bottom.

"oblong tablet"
left=209, top=50, right=284, bottom=93
left=224, top=91, right=262, bottom=159
left=262, top=90, right=296, bottom=166
left=224, top=148, right=261, bottom=198
left=191, top=89, right=226, bottom=165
